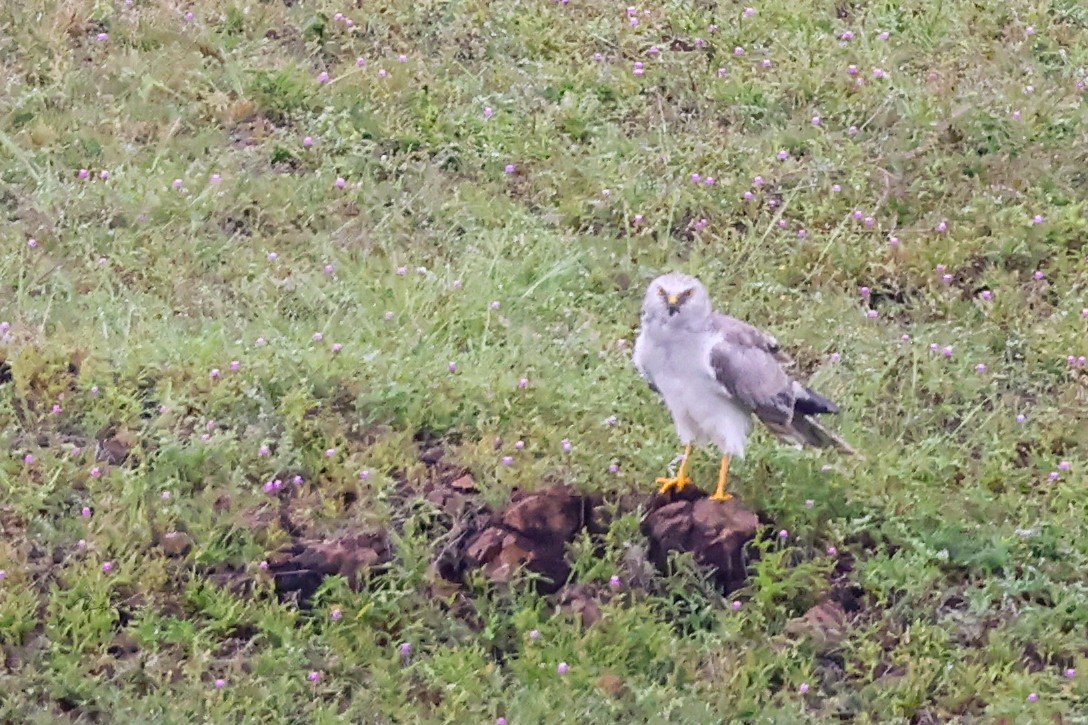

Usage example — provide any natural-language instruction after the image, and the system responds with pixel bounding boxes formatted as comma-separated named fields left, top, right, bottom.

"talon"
left=657, top=443, right=694, bottom=494
left=709, top=491, right=733, bottom=502
left=656, top=475, right=691, bottom=494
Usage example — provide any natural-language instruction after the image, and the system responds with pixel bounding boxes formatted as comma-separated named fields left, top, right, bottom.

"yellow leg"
left=657, top=444, right=694, bottom=494
left=710, top=455, right=732, bottom=501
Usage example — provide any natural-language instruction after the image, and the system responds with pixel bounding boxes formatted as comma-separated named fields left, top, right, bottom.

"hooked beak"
left=666, top=294, right=680, bottom=316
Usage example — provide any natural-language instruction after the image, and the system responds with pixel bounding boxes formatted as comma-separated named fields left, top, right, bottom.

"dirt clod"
left=641, top=486, right=759, bottom=593
left=419, top=445, right=445, bottom=466
left=107, top=632, right=140, bottom=659
left=448, top=474, right=477, bottom=493
left=203, top=563, right=255, bottom=598
left=501, top=486, right=589, bottom=544
left=423, top=481, right=473, bottom=518
left=95, top=427, right=137, bottom=465
left=266, top=531, right=391, bottom=603
left=596, top=671, right=630, bottom=699
left=556, top=583, right=604, bottom=628
left=455, top=485, right=600, bottom=594
left=784, top=599, right=850, bottom=647
left=159, top=531, right=193, bottom=558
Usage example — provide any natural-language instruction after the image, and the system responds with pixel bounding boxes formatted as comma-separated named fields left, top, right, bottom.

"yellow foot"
left=656, top=475, right=692, bottom=494
left=657, top=443, right=695, bottom=494
left=709, top=491, right=733, bottom=502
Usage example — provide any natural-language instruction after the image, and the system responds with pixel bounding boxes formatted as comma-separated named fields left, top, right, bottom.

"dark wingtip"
left=794, top=388, right=840, bottom=416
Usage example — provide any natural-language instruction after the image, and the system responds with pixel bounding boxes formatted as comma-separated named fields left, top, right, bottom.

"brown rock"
left=464, top=528, right=539, bottom=585
left=643, top=500, right=694, bottom=552
left=160, top=531, right=193, bottom=557
left=465, top=527, right=506, bottom=564
left=597, top=671, right=629, bottom=699
left=266, top=531, right=391, bottom=603
left=501, top=485, right=587, bottom=543
left=452, top=486, right=600, bottom=594
left=107, top=633, right=140, bottom=658
left=641, top=486, right=760, bottom=593
left=784, top=600, right=849, bottom=647
left=483, top=533, right=534, bottom=583
left=95, top=428, right=137, bottom=465
left=423, top=485, right=468, bottom=517
left=419, top=445, right=445, bottom=466
left=556, top=584, right=603, bottom=628
left=449, top=474, right=477, bottom=493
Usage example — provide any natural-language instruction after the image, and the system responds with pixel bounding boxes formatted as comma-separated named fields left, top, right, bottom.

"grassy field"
left=2, top=0, right=1088, bottom=721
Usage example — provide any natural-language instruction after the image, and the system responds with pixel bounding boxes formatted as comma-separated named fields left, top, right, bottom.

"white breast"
left=634, top=327, right=754, bottom=458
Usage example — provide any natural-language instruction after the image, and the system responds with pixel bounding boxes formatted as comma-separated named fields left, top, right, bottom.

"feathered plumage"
left=632, top=272, right=858, bottom=499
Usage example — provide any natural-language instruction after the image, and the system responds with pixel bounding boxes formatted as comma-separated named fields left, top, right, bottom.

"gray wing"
left=710, top=313, right=794, bottom=367
left=708, top=315, right=857, bottom=454
left=708, top=337, right=795, bottom=426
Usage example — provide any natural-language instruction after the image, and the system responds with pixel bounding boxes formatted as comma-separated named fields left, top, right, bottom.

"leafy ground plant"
left=2, top=0, right=1088, bottom=722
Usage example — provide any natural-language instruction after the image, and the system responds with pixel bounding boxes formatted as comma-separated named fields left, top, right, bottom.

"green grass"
left=2, top=0, right=1087, bottom=721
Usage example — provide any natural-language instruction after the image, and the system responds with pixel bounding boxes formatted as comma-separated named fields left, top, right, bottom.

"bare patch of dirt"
left=206, top=431, right=800, bottom=623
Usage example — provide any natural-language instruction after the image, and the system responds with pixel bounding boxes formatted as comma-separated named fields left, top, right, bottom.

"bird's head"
left=641, top=272, right=712, bottom=328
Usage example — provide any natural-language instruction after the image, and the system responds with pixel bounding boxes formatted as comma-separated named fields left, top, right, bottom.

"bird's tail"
left=764, top=415, right=863, bottom=459
left=796, top=415, right=859, bottom=455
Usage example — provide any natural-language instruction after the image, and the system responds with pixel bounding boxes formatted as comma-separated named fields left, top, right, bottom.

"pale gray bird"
left=632, top=272, right=856, bottom=499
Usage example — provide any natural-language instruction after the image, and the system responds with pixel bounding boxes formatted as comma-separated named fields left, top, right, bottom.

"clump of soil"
left=444, top=484, right=602, bottom=595
left=641, top=486, right=760, bottom=594
left=265, top=531, right=392, bottom=603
